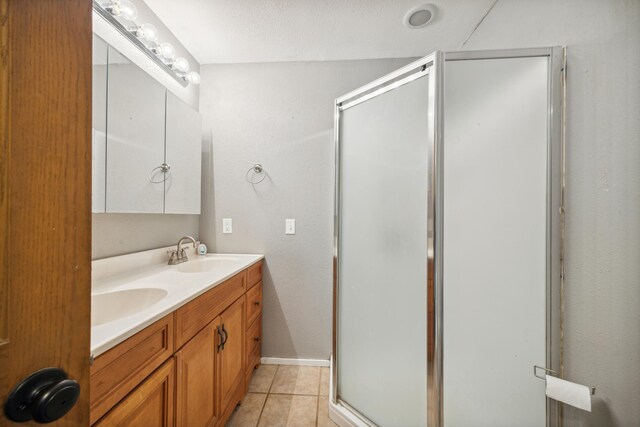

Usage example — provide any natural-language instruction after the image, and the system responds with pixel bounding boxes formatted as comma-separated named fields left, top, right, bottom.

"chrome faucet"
left=168, top=236, right=197, bottom=265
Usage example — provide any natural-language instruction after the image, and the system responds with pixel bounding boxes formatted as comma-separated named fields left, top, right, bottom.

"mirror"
left=92, top=35, right=107, bottom=213
left=91, top=39, right=202, bottom=214
left=106, top=45, right=166, bottom=213
left=165, top=91, right=202, bottom=214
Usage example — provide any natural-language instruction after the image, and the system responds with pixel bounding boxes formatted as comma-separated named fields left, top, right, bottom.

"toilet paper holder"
left=534, top=365, right=596, bottom=395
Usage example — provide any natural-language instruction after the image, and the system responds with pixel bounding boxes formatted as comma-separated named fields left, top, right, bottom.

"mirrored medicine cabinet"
left=92, top=34, right=202, bottom=215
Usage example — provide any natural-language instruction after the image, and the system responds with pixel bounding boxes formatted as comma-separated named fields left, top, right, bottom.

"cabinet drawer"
left=94, top=358, right=175, bottom=427
left=175, top=271, right=246, bottom=349
left=245, top=315, right=262, bottom=370
left=247, top=260, right=263, bottom=289
left=90, top=314, right=174, bottom=425
left=245, top=281, right=262, bottom=327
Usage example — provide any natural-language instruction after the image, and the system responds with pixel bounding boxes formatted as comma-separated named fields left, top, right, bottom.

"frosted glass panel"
left=443, top=57, right=549, bottom=426
left=338, top=75, right=430, bottom=426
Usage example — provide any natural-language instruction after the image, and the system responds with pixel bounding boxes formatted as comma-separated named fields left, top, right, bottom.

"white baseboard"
left=260, top=357, right=330, bottom=367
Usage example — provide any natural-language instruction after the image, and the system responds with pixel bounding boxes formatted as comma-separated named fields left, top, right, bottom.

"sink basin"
left=176, top=257, right=241, bottom=273
left=92, top=288, right=168, bottom=327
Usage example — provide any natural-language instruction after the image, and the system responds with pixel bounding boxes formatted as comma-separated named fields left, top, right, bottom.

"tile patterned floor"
left=226, top=364, right=338, bottom=427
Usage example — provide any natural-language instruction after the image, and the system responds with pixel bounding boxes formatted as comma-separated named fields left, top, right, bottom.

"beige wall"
left=198, top=58, right=415, bottom=359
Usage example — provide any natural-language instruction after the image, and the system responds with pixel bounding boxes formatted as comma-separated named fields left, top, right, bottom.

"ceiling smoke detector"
left=404, top=4, right=437, bottom=29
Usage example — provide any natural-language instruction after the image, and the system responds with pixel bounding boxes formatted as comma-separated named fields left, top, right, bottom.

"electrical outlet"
left=286, top=219, right=296, bottom=235
left=223, top=218, right=233, bottom=234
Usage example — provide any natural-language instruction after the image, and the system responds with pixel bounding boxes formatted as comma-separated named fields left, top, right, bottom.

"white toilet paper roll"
left=545, top=375, right=592, bottom=412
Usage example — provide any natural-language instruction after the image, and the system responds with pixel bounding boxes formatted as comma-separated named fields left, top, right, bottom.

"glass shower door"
left=334, top=53, right=441, bottom=426
left=333, top=48, right=564, bottom=427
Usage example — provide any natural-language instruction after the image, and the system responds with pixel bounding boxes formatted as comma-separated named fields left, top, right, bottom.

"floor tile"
left=270, top=366, right=320, bottom=395
left=248, top=364, right=278, bottom=393
left=319, top=368, right=330, bottom=396
left=317, top=396, right=339, bottom=427
left=258, top=394, right=318, bottom=427
left=227, top=393, right=268, bottom=427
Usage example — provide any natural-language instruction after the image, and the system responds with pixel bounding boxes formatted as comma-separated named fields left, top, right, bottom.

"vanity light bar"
left=93, top=0, right=200, bottom=87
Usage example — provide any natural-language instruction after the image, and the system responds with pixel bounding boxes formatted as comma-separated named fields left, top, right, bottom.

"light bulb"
left=156, top=42, right=176, bottom=60
left=186, top=71, right=201, bottom=85
left=137, top=23, right=158, bottom=42
left=116, top=0, right=138, bottom=21
left=173, top=57, right=190, bottom=73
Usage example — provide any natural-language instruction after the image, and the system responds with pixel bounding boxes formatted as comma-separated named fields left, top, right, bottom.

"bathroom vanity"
left=89, top=249, right=264, bottom=426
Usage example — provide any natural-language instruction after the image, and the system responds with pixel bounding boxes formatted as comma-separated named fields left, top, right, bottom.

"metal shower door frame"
left=331, top=46, right=565, bottom=427
left=331, top=50, right=444, bottom=427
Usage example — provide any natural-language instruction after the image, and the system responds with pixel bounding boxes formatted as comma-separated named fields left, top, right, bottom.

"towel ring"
left=246, top=164, right=266, bottom=184
left=149, top=163, right=171, bottom=184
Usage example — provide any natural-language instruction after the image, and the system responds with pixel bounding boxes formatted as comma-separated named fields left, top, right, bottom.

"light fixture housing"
left=93, top=0, right=198, bottom=87
left=403, top=4, right=437, bottom=29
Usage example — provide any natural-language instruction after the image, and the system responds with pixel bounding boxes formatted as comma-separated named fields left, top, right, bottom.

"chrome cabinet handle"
left=149, top=163, right=171, bottom=183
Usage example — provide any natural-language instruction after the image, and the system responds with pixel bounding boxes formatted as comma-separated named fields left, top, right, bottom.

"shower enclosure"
left=331, top=48, right=565, bottom=427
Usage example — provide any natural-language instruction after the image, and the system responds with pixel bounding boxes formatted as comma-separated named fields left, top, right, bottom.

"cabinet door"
left=106, top=46, right=166, bottom=213
left=164, top=92, right=202, bottom=214
left=175, top=318, right=221, bottom=427
left=94, top=358, right=174, bottom=427
left=220, top=296, right=246, bottom=412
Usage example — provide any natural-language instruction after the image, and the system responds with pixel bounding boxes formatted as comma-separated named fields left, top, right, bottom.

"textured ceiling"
left=142, top=0, right=496, bottom=64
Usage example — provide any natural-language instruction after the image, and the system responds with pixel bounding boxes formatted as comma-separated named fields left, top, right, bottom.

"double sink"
left=91, top=252, right=263, bottom=358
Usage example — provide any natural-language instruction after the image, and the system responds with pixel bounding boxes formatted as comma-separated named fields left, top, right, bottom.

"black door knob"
left=4, top=368, right=80, bottom=423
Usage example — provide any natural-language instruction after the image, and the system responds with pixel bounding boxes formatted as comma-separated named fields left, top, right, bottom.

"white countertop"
left=91, top=247, right=264, bottom=358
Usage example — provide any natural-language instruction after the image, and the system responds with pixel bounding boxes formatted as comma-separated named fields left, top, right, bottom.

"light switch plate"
left=286, top=219, right=296, bottom=235
left=223, top=218, right=233, bottom=234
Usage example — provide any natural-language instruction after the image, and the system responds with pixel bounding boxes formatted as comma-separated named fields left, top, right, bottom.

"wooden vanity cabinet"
left=94, top=358, right=175, bottom=427
left=246, top=260, right=263, bottom=290
left=174, top=297, right=246, bottom=427
left=245, top=314, right=262, bottom=378
left=219, top=296, right=247, bottom=421
left=90, top=261, right=263, bottom=427
left=175, top=270, right=246, bottom=349
left=245, top=280, right=262, bottom=327
left=244, top=260, right=264, bottom=389
left=90, top=314, right=174, bottom=425
left=175, top=318, right=221, bottom=427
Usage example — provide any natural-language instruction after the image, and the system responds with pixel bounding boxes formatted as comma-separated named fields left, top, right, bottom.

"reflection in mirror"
left=92, top=35, right=107, bottom=213
left=106, top=46, right=166, bottom=213
left=165, top=91, right=202, bottom=214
